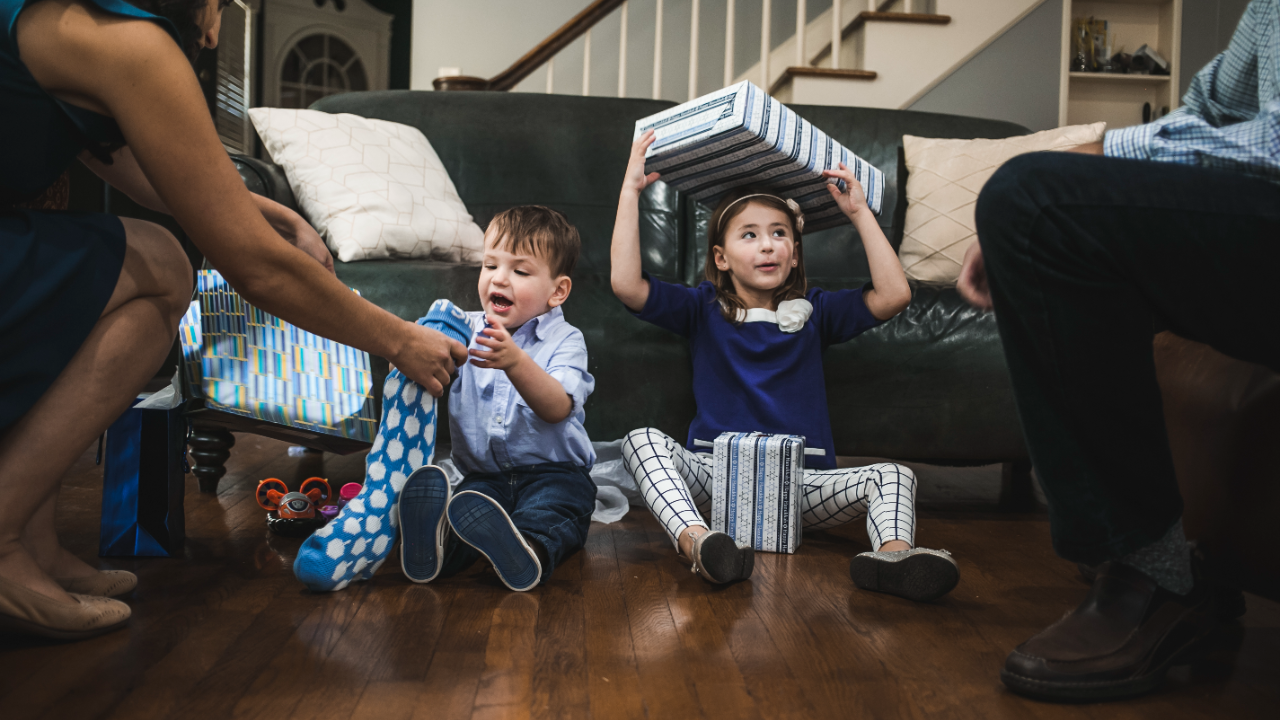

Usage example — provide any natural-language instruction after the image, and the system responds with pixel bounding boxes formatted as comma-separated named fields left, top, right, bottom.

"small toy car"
left=257, top=477, right=332, bottom=537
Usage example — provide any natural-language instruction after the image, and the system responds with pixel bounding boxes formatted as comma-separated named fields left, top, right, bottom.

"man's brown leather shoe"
left=1001, top=561, right=1214, bottom=702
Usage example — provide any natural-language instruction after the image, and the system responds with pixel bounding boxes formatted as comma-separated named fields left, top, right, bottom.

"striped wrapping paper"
left=709, top=432, right=804, bottom=554
left=178, top=270, right=377, bottom=442
left=634, top=81, right=883, bottom=231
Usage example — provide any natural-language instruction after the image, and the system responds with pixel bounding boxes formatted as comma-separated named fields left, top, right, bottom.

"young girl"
left=611, top=131, right=959, bottom=601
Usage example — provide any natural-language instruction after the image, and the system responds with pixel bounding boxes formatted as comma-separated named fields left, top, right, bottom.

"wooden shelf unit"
left=1058, top=0, right=1182, bottom=129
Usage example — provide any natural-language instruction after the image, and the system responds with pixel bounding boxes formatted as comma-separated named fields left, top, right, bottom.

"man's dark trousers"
left=975, top=151, right=1280, bottom=563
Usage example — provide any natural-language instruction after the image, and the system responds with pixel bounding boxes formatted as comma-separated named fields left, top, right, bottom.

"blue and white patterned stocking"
left=293, top=300, right=472, bottom=591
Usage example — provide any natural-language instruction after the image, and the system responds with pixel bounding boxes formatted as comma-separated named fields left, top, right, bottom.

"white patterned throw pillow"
left=249, top=108, right=484, bottom=263
left=898, top=123, right=1106, bottom=284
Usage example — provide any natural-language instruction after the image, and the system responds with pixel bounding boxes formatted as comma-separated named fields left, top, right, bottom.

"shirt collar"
left=511, top=306, right=564, bottom=343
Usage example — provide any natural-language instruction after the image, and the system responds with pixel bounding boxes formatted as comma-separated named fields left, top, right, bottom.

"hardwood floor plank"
left=4, top=438, right=1278, bottom=720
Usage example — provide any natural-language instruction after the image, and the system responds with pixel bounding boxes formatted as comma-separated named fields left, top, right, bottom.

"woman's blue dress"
left=0, top=0, right=180, bottom=431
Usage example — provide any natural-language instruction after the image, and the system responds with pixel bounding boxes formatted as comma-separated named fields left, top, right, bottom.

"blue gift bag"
left=100, top=399, right=187, bottom=557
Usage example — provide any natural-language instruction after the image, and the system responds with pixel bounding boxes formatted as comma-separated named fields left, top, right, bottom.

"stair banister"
left=796, top=0, right=807, bottom=67
left=761, top=0, right=772, bottom=88
left=832, top=0, right=842, bottom=70
left=653, top=0, right=664, bottom=100
left=618, top=1, right=628, bottom=97
left=583, top=30, right=592, bottom=95
left=724, top=0, right=736, bottom=86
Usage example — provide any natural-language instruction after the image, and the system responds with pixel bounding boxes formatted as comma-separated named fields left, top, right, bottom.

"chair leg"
left=189, top=424, right=235, bottom=494
left=999, top=459, right=1037, bottom=511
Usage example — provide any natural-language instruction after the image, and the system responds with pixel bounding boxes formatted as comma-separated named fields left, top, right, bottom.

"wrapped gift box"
left=634, top=81, right=884, bottom=231
left=178, top=270, right=377, bottom=447
left=707, top=432, right=808, bottom=554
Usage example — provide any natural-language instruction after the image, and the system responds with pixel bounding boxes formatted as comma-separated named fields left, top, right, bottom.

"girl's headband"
left=717, top=193, right=806, bottom=234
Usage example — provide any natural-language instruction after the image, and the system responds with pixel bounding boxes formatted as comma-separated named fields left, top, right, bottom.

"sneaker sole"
left=399, top=466, right=452, bottom=583
left=447, top=491, right=541, bottom=592
left=849, top=552, right=959, bottom=602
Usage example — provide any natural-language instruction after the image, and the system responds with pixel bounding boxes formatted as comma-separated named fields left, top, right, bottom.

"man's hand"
left=1067, top=141, right=1105, bottom=156
left=469, top=315, right=527, bottom=371
left=822, top=162, right=870, bottom=219
left=957, top=242, right=994, bottom=311
left=389, top=324, right=468, bottom=397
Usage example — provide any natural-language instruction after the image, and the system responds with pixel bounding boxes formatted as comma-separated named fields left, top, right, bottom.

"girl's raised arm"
left=610, top=131, right=661, bottom=313
left=822, top=164, right=912, bottom=321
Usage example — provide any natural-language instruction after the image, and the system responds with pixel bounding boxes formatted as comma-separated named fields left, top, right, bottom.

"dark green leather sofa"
left=224, top=90, right=1035, bottom=499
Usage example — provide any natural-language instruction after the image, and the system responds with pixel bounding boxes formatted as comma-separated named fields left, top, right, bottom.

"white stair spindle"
left=546, top=57, right=555, bottom=94
left=618, top=1, right=628, bottom=97
left=688, top=0, right=700, bottom=100
left=724, top=0, right=735, bottom=86
left=832, top=0, right=841, bottom=70
left=583, top=29, right=592, bottom=96
left=796, top=0, right=806, bottom=67
left=653, top=0, right=664, bottom=99
left=904, top=0, right=913, bottom=13
left=760, top=0, right=771, bottom=89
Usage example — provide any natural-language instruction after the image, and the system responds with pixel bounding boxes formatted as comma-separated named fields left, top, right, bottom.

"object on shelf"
left=1071, top=16, right=1111, bottom=72
left=1133, top=44, right=1170, bottom=76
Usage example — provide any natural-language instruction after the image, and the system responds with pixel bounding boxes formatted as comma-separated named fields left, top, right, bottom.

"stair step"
left=813, top=11, right=952, bottom=66
left=770, top=67, right=877, bottom=95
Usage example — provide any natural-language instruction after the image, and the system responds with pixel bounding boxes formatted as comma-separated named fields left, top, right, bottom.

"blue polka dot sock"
left=292, top=299, right=473, bottom=591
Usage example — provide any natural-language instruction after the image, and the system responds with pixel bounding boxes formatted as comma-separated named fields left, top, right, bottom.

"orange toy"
left=256, top=477, right=332, bottom=519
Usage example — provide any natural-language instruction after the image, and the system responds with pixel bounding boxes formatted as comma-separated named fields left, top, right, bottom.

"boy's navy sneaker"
left=399, top=466, right=453, bottom=583
left=447, top=490, right=542, bottom=592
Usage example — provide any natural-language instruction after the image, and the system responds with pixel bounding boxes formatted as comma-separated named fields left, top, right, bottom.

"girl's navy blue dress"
left=0, top=0, right=179, bottom=431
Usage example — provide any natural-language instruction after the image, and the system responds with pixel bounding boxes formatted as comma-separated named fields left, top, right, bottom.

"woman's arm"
left=82, top=148, right=335, bottom=273
left=822, top=164, right=912, bottom=321
left=19, top=6, right=463, bottom=393
left=610, top=131, right=661, bottom=313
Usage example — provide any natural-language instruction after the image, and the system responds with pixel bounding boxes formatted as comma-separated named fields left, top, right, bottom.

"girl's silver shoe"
left=849, top=547, right=959, bottom=602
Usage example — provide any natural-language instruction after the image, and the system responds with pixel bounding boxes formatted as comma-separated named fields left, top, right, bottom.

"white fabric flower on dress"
left=774, top=298, right=813, bottom=333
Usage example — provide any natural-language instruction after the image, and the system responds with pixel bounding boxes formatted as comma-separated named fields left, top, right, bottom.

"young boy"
left=401, top=205, right=596, bottom=591
left=293, top=206, right=596, bottom=592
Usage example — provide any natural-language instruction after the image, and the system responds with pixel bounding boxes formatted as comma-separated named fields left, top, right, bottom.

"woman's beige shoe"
left=55, top=569, right=137, bottom=598
left=0, top=576, right=130, bottom=640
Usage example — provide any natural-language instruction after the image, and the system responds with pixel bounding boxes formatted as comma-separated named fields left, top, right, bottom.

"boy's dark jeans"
left=975, top=152, right=1280, bottom=564
left=439, top=461, right=597, bottom=582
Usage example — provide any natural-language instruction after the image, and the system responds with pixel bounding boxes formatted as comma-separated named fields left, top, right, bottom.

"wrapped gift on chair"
left=178, top=270, right=378, bottom=490
left=701, top=432, right=825, bottom=554
left=634, top=81, right=885, bottom=231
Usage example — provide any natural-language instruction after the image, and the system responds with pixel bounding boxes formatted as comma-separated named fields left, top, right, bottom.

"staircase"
left=434, top=0, right=1049, bottom=111
left=756, top=0, right=1046, bottom=108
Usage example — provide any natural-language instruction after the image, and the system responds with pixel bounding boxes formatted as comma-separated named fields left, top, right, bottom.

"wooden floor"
left=2, top=435, right=1277, bottom=719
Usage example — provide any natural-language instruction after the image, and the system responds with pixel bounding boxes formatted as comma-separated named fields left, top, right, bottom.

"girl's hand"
left=469, top=315, right=527, bottom=371
left=622, top=130, right=662, bottom=198
left=822, top=163, right=869, bottom=219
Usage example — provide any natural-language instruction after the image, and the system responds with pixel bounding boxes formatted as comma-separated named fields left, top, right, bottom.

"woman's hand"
left=279, top=216, right=335, bottom=274
left=389, top=324, right=469, bottom=397
left=622, top=130, right=662, bottom=198
left=957, top=242, right=993, bottom=311
left=822, top=163, right=870, bottom=219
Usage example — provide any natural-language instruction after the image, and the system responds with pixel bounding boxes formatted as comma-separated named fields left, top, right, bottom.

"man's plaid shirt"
left=1104, top=0, right=1279, bottom=183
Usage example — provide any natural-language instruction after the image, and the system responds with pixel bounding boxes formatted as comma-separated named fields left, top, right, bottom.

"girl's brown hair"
left=704, top=188, right=806, bottom=324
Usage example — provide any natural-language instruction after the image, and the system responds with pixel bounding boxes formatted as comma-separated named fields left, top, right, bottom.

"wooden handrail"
left=434, top=0, right=626, bottom=91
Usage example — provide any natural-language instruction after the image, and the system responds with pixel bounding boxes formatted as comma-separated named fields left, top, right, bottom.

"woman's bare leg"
left=0, top=218, right=191, bottom=603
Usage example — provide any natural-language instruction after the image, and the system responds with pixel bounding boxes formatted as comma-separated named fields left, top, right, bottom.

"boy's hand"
left=622, top=130, right=662, bottom=198
left=469, top=315, right=527, bottom=371
left=822, top=162, right=869, bottom=219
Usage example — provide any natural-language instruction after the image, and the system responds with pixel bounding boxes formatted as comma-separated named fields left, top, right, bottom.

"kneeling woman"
left=609, top=132, right=959, bottom=600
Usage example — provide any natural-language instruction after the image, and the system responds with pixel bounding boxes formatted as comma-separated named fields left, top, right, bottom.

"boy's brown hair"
left=486, top=206, right=581, bottom=278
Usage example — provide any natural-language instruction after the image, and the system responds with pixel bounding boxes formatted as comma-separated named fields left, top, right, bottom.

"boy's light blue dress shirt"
left=449, top=306, right=596, bottom=475
left=1105, top=0, right=1279, bottom=183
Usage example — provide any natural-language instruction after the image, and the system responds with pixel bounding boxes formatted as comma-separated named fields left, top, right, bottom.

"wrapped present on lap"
left=635, top=81, right=884, bottom=231
left=178, top=270, right=377, bottom=452
left=705, top=432, right=823, bottom=554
